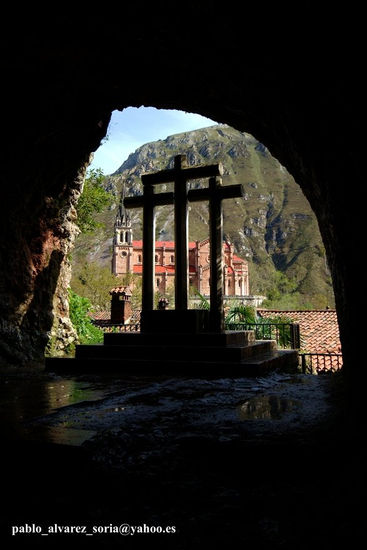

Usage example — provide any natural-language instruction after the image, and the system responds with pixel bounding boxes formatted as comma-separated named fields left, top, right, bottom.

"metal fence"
left=225, top=322, right=300, bottom=349
left=93, top=319, right=343, bottom=375
left=95, top=320, right=301, bottom=349
left=93, top=321, right=141, bottom=333
left=299, top=352, right=343, bottom=374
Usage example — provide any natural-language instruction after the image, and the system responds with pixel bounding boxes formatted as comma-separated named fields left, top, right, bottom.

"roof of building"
left=131, top=240, right=247, bottom=262
left=257, top=309, right=341, bottom=353
left=132, top=240, right=197, bottom=249
left=90, top=309, right=141, bottom=323
left=132, top=264, right=197, bottom=274
left=89, top=310, right=111, bottom=321
left=232, top=254, right=246, bottom=264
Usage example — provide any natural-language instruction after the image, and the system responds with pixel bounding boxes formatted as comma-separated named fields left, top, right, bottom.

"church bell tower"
left=112, top=200, right=133, bottom=275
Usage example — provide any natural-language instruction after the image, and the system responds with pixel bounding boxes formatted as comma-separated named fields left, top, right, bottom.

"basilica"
left=112, top=206, right=249, bottom=297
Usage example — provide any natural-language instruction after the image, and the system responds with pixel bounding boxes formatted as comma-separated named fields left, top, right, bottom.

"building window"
left=155, top=254, right=159, bottom=263
left=156, top=278, right=160, bottom=288
left=228, top=280, right=231, bottom=287
left=138, top=254, right=142, bottom=263
left=121, top=251, right=127, bottom=257
left=170, top=255, right=174, bottom=263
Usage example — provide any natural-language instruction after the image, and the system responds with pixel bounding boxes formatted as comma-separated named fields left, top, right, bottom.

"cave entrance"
left=0, top=105, right=344, bottom=496
left=68, top=107, right=337, bottom=371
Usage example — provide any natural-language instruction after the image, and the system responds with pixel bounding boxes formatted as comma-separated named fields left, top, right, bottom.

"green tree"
left=71, top=263, right=142, bottom=311
left=76, top=168, right=113, bottom=233
left=68, top=289, right=104, bottom=345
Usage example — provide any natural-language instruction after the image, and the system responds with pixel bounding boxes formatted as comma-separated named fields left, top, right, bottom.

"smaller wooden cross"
left=188, top=176, right=243, bottom=331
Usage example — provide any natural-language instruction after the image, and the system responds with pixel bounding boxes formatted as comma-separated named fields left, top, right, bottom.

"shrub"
left=68, top=289, right=104, bottom=345
left=225, top=304, right=256, bottom=324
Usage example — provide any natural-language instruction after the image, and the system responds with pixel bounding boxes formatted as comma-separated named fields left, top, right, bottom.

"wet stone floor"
left=0, top=366, right=360, bottom=549
left=0, top=368, right=333, bottom=453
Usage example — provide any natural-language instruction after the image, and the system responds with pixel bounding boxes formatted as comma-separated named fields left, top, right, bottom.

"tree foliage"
left=68, top=289, right=104, bottom=345
left=71, top=263, right=142, bottom=311
left=225, top=304, right=256, bottom=324
left=194, top=290, right=210, bottom=310
left=76, top=168, right=113, bottom=233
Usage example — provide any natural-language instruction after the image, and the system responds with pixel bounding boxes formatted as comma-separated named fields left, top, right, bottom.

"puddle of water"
left=0, top=378, right=105, bottom=422
left=237, top=394, right=300, bottom=420
left=0, top=376, right=121, bottom=446
left=21, top=425, right=97, bottom=446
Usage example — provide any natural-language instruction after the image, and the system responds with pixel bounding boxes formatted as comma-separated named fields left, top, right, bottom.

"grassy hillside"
left=71, top=125, right=335, bottom=309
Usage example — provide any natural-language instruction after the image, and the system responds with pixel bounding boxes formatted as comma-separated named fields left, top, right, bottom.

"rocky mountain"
left=72, top=125, right=334, bottom=309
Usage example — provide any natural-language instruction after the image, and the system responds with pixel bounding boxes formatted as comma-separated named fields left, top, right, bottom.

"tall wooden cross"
left=123, top=154, right=243, bottom=332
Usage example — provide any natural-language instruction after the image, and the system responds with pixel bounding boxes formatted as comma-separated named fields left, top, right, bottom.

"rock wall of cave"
left=44, top=167, right=87, bottom=358
left=0, top=159, right=89, bottom=364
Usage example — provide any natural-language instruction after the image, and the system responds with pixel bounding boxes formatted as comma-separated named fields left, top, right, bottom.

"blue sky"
left=89, top=107, right=217, bottom=175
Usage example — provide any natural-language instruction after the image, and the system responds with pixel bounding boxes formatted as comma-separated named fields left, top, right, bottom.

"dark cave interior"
left=0, top=6, right=366, bottom=548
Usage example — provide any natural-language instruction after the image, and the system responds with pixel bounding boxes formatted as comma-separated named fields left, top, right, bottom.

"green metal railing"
left=299, top=352, right=343, bottom=374
left=224, top=322, right=300, bottom=350
left=93, top=317, right=343, bottom=375
left=94, top=320, right=301, bottom=349
left=93, top=321, right=141, bottom=333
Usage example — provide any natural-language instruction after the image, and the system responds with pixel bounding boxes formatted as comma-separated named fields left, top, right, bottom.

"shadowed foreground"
left=0, top=367, right=364, bottom=548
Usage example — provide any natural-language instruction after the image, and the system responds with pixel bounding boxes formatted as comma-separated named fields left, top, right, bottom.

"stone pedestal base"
left=45, top=309, right=299, bottom=376
left=140, top=309, right=210, bottom=334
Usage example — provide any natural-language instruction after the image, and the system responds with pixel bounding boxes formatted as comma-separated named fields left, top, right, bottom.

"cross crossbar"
left=123, top=184, right=243, bottom=207
left=188, top=184, right=243, bottom=203
left=124, top=191, right=174, bottom=209
left=141, top=162, right=224, bottom=185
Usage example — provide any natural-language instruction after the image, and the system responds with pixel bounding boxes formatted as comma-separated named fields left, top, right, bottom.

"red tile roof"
left=90, top=309, right=141, bottom=324
left=257, top=309, right=341, bottom=353
left=132, top=240, right=197, bottom=249
left=232, top=254, right=246, bottom=264
left=89, top=310, right=111, bottom=320
left=133, top=264, right=196, bottom=274
left=133, top=264, right=176, bottom=274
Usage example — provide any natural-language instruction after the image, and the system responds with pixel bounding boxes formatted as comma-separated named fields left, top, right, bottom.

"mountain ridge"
left=72, top=124, right=335, bottom=309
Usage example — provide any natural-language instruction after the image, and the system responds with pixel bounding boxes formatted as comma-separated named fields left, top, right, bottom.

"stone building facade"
left=112, top=208, right=249, bottom=297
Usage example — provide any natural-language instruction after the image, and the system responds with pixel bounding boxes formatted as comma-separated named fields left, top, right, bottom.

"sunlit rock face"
left=0, top=9, right=364, bottom=404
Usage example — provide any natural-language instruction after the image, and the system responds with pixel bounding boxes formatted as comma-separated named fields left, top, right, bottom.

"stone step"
left=75, top=340, right=276, bottom=362
left=103, top=330, right=255, bottom=347
left=45, top=349, right=299, bottom=377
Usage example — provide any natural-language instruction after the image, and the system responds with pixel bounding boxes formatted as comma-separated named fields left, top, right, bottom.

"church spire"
left=115, top=201, right=131, bottom=227
left=115, top=184, right=131, bottom=228
left=114, top=185, right=132, bottom=244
